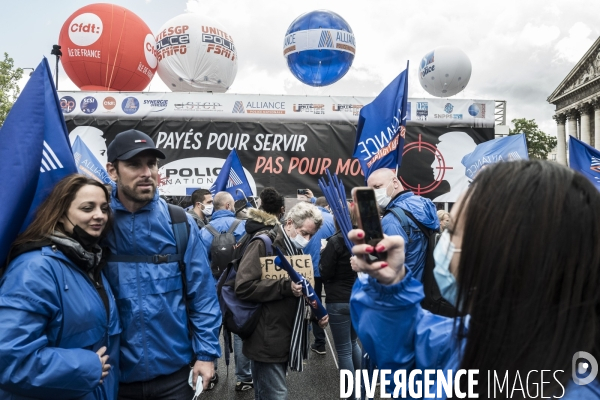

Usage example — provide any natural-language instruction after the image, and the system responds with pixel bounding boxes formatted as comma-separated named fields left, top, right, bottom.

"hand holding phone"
left=297, top=188, right=312, bottom=201
left=352, top=187, right=387, bottom=262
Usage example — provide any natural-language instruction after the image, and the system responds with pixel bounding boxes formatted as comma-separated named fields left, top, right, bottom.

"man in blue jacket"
left=367, top=168, right=439, bottom=281
left=200, top=191, right=246, bottom=262
left=200, top=191, right=253, bottom=391
left=304, top=196, right=335, bottom=355
left=104, top=129, right=221, bottom=399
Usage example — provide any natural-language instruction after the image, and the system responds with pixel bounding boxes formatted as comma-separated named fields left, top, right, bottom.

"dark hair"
left=455, top=161, right=600, bottom=396
left=259, top=187, right=284, bottom=215
left=315, top=196, right=328, bottom=207
left=11, top=175, right=112, bottom=250
left=191, top=189, right=212, bottom=205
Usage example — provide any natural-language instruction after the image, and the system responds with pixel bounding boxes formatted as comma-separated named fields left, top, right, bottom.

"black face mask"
left=68, top=225, right=101, bottom=251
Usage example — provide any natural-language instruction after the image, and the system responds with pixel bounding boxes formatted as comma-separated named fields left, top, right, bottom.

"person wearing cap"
left=103, top=129, right=221, bottom=399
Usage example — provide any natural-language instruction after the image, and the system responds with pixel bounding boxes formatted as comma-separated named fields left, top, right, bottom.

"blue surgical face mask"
left=433, top=230, right=461, bottom=307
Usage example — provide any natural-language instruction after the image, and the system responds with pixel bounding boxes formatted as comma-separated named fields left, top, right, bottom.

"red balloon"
left=58, top=3, right=157, bottom=91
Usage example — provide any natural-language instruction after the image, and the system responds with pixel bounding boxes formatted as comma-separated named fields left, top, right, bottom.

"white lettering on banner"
left=68, top=47, right=101, bottom=58
left=465, top=154, right=505, bottom=178
left=252, top=134, right=306, bottom=152
left=156, top=130, right=203, bottom=150
left=356, top=114, right=401, bottom=161
left=205, top=132, right=250, bottom=151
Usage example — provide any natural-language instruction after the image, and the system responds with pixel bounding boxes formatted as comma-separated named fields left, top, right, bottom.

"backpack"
left=205, top=219, right=242, bottom=279
left=107, top=203, right=193, bottom=333
left=387, top=207, right=457, bottom=318
left=216, top=233, right=272, bottom=339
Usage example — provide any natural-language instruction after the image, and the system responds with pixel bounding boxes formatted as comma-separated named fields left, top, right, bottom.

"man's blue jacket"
left=104, top=189, right=221, bottom=383
left=381, top=191, right=439, bottom=280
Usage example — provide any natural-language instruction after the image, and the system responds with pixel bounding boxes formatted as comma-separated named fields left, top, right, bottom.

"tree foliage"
left=509, top=118, right=557, bottom=160
left=0, top=53, right=23, bottom=127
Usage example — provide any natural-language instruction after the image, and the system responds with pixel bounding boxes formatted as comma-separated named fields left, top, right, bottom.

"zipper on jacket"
left=131, top=212, right=151, bottom=380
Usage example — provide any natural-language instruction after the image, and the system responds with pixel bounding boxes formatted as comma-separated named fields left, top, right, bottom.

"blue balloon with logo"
left=283, top=10, right=356, bottom=87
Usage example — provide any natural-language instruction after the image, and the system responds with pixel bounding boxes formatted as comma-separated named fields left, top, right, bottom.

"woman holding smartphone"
left=348, top=161, right=600, bottom=398
left=0, top=175, right=120, bottom=399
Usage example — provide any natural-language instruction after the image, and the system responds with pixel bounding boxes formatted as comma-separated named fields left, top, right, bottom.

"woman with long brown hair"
left=0, top=175, right=120, bottom=399
left=349, top=161, right=600, bottom=398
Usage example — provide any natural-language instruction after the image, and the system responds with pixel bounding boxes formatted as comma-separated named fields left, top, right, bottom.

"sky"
left=4, top=0, right=599, bottom=137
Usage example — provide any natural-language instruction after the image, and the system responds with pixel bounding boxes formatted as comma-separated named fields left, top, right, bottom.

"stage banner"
left=66, top=120, right=493, bottom=202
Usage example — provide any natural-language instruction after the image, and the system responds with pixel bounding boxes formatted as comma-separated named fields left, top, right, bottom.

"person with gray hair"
left=235, top=199, right=328, bottom=400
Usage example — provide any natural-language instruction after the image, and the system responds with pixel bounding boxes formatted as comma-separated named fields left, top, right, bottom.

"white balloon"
left=156, top=14, right=238, bottom=92
left=418, top=46, right=472, bottom=97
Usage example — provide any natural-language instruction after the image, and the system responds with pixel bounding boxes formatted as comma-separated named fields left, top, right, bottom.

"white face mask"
left=202, top=204, right=214, bottom=216
left=433, top=230, right=462, bottom=307
left=374, top=179, right=394, bottom=208
left=289, top=223, right=309, bottom=249
left=293, top=234, right=309, bottom=249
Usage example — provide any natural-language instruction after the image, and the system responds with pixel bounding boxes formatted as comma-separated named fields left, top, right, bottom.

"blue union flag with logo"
left=569, top=136, right=600, bottom=191
left=0, top=57, right=77, bottom=263
left=353, top=63, right=409, bottom=181
left=210, top=148, right=254, bottom=201
left=72, top=135, right=112, bottom=185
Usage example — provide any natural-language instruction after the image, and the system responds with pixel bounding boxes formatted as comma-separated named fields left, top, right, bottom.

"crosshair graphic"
left=400, top=134, right=453, bottom=195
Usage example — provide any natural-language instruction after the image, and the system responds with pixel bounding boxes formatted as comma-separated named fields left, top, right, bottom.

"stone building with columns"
left=547, top=36, right=600, bottom=165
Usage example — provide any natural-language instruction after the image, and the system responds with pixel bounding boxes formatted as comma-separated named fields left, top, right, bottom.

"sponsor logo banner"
left=58, top=92, right=495, bottom=127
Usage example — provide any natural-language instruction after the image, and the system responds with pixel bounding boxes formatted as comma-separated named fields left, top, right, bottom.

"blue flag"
left=72, top=136, right=112, bottom=185
left=353, top=63, right=409, bottom=181
left=210, top=149, right=253, bottom=201
left=569, top=136, right=600, bottom=191
left=461, top=133, right=529, bottom=180
left=0, top=57, right=77, bottom=263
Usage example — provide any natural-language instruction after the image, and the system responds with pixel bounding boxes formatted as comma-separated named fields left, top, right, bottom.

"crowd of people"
left=0, top=128, right=599, bottom=400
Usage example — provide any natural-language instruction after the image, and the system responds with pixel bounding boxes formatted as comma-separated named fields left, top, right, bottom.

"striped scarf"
left=280, top=226, right=309, bottom=372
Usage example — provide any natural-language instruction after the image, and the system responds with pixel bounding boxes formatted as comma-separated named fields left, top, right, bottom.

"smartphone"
left=352, top=187, right=387, bottom=262
left=297, top=189, right=309, bottom=196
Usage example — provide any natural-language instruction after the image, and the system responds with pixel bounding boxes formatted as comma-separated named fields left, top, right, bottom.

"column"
left=567, top=109, right=579, bottom=138
left=553, top=114, right=567, bottom=165
left=593, top=98, right=600, bottom=150
left=578, top=103, right=591, bottom=144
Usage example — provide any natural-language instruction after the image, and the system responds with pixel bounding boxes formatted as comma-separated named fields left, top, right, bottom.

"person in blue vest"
left=349, top=161, right=600, bottom=398
left=0, top=175, right=120, bottom=399
left=367, top=168, right=439, bottom=281
left=104, top=129, right=221, bottom=399
left=304, top=196, right=335, bottom=355
left=200, top=191, right=252, bottom=392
